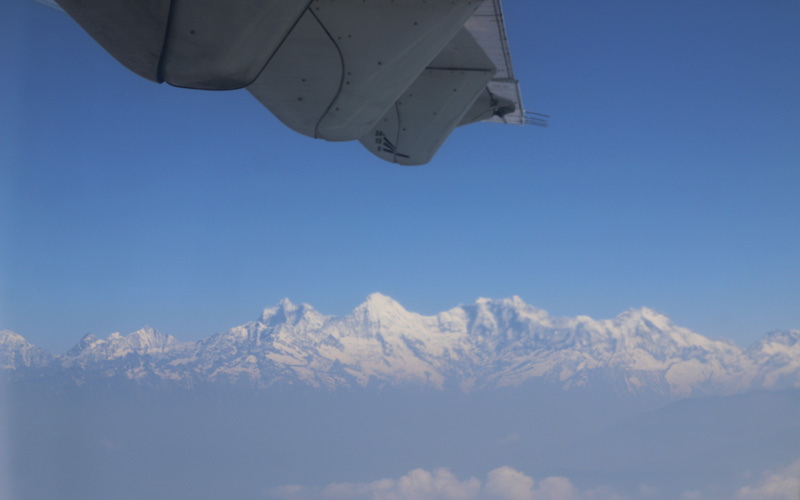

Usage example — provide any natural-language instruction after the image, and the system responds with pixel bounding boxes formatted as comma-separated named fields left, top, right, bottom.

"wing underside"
left=43, top=0, right=528, bottom=165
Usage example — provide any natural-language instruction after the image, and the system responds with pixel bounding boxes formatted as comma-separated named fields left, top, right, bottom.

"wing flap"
left=359, top=28, right=496, bottom=166
left=464, top=0, right=526, bottom=125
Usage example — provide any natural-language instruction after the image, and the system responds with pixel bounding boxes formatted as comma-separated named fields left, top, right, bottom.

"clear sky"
left=1, top=0, right=798, bottom=353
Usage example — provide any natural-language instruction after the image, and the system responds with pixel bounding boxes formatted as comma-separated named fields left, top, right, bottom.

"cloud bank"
left=265, top=466, right=627, bottom=500
left=733, top=459, right=800, bottom=500
left=267, top=461, right=800, bottom=500
left=680, top=458, right=800, bottom=500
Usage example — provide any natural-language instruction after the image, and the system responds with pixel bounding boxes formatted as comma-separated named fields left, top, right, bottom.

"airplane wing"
left=34, top=0, right=535, bottom=165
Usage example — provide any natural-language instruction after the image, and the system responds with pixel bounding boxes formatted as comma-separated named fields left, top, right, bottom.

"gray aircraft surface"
left=33, top=0, right=545, bottom=165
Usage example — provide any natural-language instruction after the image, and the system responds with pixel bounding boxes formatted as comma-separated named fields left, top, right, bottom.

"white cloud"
left=265, top=466, right=628, bottom=500
left=266, top=461, right=800, bottom=500
left=484, top=466, right=536, bottom=500
left=677, top=459, right=800, bottom=500
left=733, top=458, right=800, bottom=500
left=322, top=468, right=481, bottom=500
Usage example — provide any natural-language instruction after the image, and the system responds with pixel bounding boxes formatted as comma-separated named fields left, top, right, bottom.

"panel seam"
left=307, top=7, right=346, bottom=140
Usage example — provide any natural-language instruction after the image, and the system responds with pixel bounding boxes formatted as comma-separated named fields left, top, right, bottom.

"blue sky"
left=1, top=0, right=798, bottom=353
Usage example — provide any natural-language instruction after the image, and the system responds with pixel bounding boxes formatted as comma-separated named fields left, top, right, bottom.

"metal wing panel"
left=309, top=0, right=483, bottom=142
left=359, top=28, right=496, bottom=165
left=464, top=0, right=525, bottom=125
left=360, top=68, right=494, bottom=165
left=159, top=0, right=308, bottom=89
left=247, top=11, right=343, bottom=139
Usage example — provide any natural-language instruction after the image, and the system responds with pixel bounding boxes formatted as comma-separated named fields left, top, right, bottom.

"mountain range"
left=2, top=293, right=798, bottom=397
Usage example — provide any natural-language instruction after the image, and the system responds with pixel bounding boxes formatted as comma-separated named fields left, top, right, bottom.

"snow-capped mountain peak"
left=1, top=329, right=30, bottom=347
left=60, top=327, right=185, bottom=368
left=615, top=306, right=671, bottom=329
left=356, top=292, right=408, bottom=317
left=260, top=298, right=325, bottom=328
left=755, top=330, right=800, bottom=350
left=66, top=333, right=101, bottom=356
left=0, top=330, right=52, bottom=369
left=338, top=293, right=420, bottom=342
left=125, top=326, right=179, bottom=352
left=260, top=298, right=296, bottom=323
left=739, top=330, right=800, bottom=390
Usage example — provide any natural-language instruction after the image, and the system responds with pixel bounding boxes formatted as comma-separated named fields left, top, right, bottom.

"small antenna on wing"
left=524, top=111, right=549, bottom=127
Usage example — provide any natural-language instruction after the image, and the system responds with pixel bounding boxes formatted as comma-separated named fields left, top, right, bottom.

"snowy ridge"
left=57, top=327, right=193, bottom=383
left=740, top=329, right=800, bottom=390
left=2, top=294, right=798, bottom=396
left=0, top=329, right=52, bottom=370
